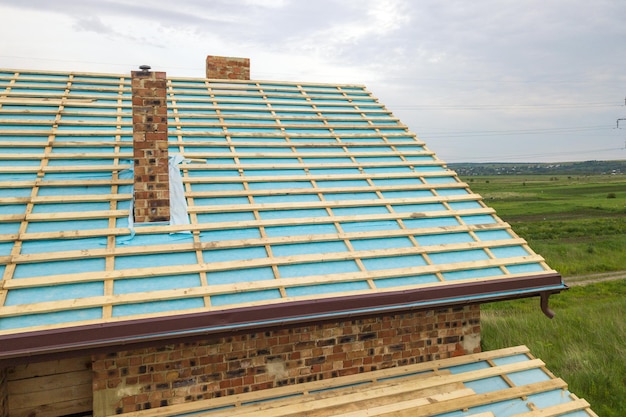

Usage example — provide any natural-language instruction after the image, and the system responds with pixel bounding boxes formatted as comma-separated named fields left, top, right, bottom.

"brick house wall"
left=92, top=305, right=480, bottom=415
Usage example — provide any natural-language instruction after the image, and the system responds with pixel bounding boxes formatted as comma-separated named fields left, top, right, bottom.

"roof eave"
left=0, top=273, right=565, bottom=365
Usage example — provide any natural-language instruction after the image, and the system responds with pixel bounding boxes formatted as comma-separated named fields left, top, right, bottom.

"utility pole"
left=617, top=98, right=626, bottom=151
left=617, top=96, right=626, bottom=128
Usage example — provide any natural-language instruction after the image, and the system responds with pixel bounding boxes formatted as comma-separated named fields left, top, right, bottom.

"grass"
left=465, top=174, right=626, bottom=415
left=465, top=174, right=626, bottom=276
left=481, top=279, right=626, bottom=416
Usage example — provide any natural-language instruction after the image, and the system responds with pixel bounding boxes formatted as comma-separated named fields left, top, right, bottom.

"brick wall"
left=0, top=367, right=7, bottom=417
left=206, top=56, right=250, bottom=80
left=92, top=305, right=480, bottom=415
left=131, top=68, right=170, bottom=223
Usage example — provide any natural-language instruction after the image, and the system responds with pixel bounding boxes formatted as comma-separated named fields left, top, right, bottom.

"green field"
left=464, top=174, right=626, bottom=276
left=482, top=280, right=626, bottom=416
left=463, top=173, right=626, bottom=415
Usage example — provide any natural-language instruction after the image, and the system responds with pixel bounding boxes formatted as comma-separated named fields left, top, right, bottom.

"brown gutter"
left=0, top=273, right=564, bottom=365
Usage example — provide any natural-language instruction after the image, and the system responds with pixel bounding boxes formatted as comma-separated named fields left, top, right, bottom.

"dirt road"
left=563, top=271, right=626, bottom=287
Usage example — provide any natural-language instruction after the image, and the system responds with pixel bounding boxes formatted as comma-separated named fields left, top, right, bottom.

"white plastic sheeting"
left=127, top=154, right=190, bottom=231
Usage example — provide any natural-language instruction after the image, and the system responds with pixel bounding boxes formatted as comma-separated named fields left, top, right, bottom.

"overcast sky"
left=2, top=0, right=626, bottom=163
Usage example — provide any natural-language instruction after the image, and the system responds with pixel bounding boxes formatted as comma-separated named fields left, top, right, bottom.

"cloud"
left=1, top=0, right=625, bottom=162
left=72, top=16, right=114, bottom=34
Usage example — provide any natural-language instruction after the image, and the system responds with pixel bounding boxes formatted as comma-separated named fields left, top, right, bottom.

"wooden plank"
left=8, top=222, right=511, bottom=265
left=326, top=388, right=475, bottom=417
left=0, top=150, right=432, bottom=161
left=0, top=129, right=124, bottom=136
left=178, top=140, right=422, bottom=148
left=0, top=164, right=131, bottom=173
left=175, top=113, right=397, bottom=123
left=0, top=140, right=49, bottom=148
left=25, top=209, right=128, bottom=222
left=8, top=369, right=91, bottom=394
left=0, top=178, right=132, bottom=189
left=157, top=360, right=546, bottom=417
left=175, top=130, right=409, bottom=138
left=202, top=158, right=434, bottom=169
left=177, top=150, right=430, bottom=159
left=118, top=347, right=531, bottom=417
left=0, top=110, right=128, bottom=118
left=177, top=106, right=391, bottom=116
left=8, top=383, right=92, bottom=411
left=8, top=355, right=92, bottom=417
left=210, top=387, right=474, bottom=417
left=183, top=171, right=456, bottom=183
left=7, top=356, right=91, bottom=379
left=383, top=379, right=568, bottom=417
left=181, top=161, right=436, bottom=170
left=30, top=193, right=132, bottom=203
left=0, top=97, right=96, bottom=105
left=10, top=397, right=92, bottom=417
left=186, top=194, right=481, bottom=211
left=511, top=398, right=592, bottom=416
left=0, top=152, right=132, bottom=160
left=4, top=226, right=130, bottom=242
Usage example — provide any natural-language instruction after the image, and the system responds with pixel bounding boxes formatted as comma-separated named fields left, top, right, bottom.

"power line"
left=390, top=103, right=620, bottom=110
left=417, top=125, right=614, bottom=139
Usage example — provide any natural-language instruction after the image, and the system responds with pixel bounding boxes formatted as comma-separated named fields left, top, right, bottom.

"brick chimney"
left=206, top=55, right=250, bottom=80
left=131, top=66, right=170, bottom=223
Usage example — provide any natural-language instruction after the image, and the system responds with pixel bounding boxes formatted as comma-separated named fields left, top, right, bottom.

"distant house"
left=0, top=56, right=596, bottom=416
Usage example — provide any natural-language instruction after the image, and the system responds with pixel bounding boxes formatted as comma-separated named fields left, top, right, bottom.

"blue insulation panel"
left=508, top=263, right=545, bottom=274
left=203, top=246, right=267, bottom=262
left=0, top=309, right=102, bottom=331
left=443, top=267, right=504, bottom=281
left=464, top=376, right=510, bottom=394
left=285, top=281, right=370, bottom=297
left=259, top=208, right=328, bottom=220
left=362, top=254, right=426, bottom=271
left=272, top=241, right=348, bottom=257
left=211, top=289, right=281, bottom=306
left=279, top=260, right=359, bottom=278
left=206, top=266, right=275, bottom=285
left=5, top=282, right=104, bottom=305
left=13, top=258, right=105, bottom=279
left=374, top=274, right=439, bottom=288
left=111, top=253, right=196, bottom=273
left=474, top=230, right=512, bottom=241
left=351, top=237, right=413, bottom=251
left=112, top=298, right=205, bottom=317
left=114, top=274, right=202, bottom=294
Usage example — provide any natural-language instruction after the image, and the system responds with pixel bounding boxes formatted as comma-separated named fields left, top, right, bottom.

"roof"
left=117, top=345, right=598, bottom=417
left=0, top=68, right=565, bottom=361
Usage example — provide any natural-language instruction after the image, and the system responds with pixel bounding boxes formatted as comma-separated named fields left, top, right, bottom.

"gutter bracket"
left=540, top=292, right=555, bottom=319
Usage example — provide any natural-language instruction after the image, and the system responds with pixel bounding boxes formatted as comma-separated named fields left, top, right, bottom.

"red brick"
left=90, top=306, right=480, bottom=413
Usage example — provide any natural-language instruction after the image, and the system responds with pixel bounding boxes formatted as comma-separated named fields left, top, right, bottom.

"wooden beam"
left=512, top=398, right=593, bottom=417
left=120, top=346, right=532, bottom=417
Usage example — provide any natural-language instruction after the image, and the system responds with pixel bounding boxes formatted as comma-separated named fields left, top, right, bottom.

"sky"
left=1, top=0, right=626, bottom=163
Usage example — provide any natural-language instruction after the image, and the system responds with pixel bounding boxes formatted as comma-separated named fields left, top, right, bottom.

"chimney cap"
left=139, top=65, right=151, bottom=73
